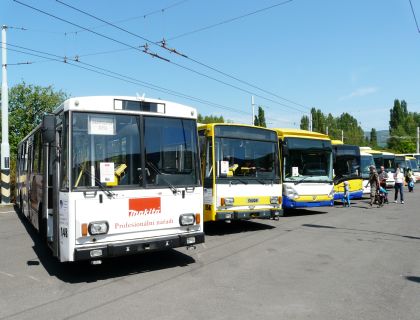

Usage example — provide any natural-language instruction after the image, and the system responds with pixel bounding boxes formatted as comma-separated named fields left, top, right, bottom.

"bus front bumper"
left=73, top=232, right=205, bottom=261
left=215, top=209, right=283, bottom=221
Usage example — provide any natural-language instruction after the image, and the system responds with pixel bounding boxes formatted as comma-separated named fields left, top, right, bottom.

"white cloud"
left=339, top=87, right=378, bottom=101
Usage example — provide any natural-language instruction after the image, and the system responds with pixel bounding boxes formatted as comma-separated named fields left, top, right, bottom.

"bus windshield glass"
left=409, top=159, right=418, bottom=172
left=215, top=137, right=279, bottom=181
left=71, top=112, right=199, bottom=189
left=361, top=155, right=375, bottom=179
left=383, top=156, right=396, bottom=173
left=283, top=137, right=332, bottom=183
left=333, top=146, right=361, bottom=180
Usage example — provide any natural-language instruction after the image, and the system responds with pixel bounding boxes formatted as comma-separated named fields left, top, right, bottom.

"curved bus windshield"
left=71, top=112, right=199, bottom=189
left=215, top=137, right=279, bottom=181
left=283, top=138, right=332, bottom=183
left=361, top=155, right=375, bottom=179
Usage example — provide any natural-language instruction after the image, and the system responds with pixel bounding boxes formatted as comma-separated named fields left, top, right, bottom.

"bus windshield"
left=71, top=112, right=199, bottom=189
left=383, top=156, right=396, bottom=173
left=215, top=137, right=279, bottom=181
left=283, top=137, right=332, bottom=183
left=409, top=159, right=418, bottom=172
left=361, top=155, right=375, bottom=179
left=333, top=146, right=361, bottom=181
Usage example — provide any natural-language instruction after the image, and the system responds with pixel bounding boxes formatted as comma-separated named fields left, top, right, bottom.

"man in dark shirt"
left=368, top=165, right=380, bottom=206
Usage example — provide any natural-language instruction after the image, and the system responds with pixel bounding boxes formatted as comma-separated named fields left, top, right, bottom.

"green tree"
left=370, top=128, right=378, bottom=148
left=1, top=82, right=67, bottom=201
left=388, top=99, right=416, bottom=152
left=253, top=106, right=266, bottom=127
left=197, top=114, right=224, bottom=124
left=300, top=115, right=309, bottom=130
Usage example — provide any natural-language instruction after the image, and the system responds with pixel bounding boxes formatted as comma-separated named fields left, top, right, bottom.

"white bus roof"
left=54, top=96, right=197, bottom=119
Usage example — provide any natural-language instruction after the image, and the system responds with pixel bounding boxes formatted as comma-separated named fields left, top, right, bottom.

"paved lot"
left=1, top=188, right=420, bottom=320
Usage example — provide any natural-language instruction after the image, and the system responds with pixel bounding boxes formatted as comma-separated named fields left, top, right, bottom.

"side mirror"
left=42, top=114, right=55, bottom=143
left=282, top=146, right=289, bottom=157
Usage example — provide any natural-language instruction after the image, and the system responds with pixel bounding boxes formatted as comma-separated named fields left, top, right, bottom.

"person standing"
left=394, top=167, right=404, bottom=204
left=367, top=165, right=380, bottom=207
left=406, top=168, right=415, bottom=192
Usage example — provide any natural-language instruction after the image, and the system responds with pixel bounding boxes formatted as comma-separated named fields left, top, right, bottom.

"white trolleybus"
left=198, top=123, right=282, bottom=222
left=273, top=129, right=334, bottom=209
left=16, top=96, right=204, bottom=263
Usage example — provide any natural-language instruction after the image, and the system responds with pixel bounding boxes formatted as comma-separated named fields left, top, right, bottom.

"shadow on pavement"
left=405, top=276, right=420, bottom=284
left=14, top=205, right=197, bottom=284
left=302, top=223, right=420, bottom=241
left=283, top=208, right=328, bottom=217
left=204, top=219, right=275, bottom=236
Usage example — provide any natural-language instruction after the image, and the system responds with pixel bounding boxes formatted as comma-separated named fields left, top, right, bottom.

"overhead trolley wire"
left=64, top=0, right=191, bottom=35
left=4, top=43, right=252, bottom=115
left=409, top=0, right=420, bottom=33
left=15, top=0, right=308, bottom=115
left=54, top=0, right=308, bottom=114
left=167, top=0, right=294, bottom=41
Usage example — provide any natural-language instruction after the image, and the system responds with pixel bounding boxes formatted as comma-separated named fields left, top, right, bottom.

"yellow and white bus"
left=273, top=129, right=334, bottom=209
left=16, top=96, right=204, bottom=263
left=331, top=140, right=363, bottom=200
left=198, top=123, right=282, bottom=222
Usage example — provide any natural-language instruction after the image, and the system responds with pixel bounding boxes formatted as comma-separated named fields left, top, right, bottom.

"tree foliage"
left=388, top=99, right=419, bottom=153
left=197, top=114, right=224, bottom=124
left=3, top=82, right=68, bottom=156
left=369, top=128, right=378, bottom=148
left=253, top=106, right=266, bottom=127
left=299, top=108, right=364, bottom=145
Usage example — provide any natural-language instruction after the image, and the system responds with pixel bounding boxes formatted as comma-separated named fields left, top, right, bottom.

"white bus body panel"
left=59, top=188, right=203, bottom=262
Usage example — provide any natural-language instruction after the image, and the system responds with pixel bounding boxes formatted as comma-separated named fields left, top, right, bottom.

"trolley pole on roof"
left=1, top=25, right=10, bottom=204
left=251, top=95, right=255, bottom=125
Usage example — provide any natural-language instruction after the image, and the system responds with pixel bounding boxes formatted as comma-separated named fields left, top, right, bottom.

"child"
left=342, top=181, right=350, bottom=207
left=406, top=169, right=415, bottom=193
left=378, top=186, right=388, bottom=207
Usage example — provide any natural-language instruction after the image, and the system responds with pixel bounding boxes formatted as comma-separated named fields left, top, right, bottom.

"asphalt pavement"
left=1, top=187, right=420, bottom=320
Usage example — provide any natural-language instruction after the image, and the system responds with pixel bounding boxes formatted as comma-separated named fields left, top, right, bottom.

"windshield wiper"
left=146, top=161, right=178, bottom=194
left=294, top=175, right=314, bottom=185
left=76, top=165, right=116, bottom=199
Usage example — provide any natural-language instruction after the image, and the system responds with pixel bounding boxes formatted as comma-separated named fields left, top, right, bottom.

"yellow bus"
left=198, top=123, right=282, bottom=222
left=273, top=129, right=334, bottom=209
left=331, top=140, right=363, bottom=200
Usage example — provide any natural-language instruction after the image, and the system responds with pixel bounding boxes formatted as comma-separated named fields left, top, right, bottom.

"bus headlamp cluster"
left=179, top=214, right=196, bottom=226
left=284, top=185, right=299, bottom=199
left=221, top=197, right=234, bottom=206
left=88, top=221, right=109, bottom=235
left=270, top=196, right=280, bottom=204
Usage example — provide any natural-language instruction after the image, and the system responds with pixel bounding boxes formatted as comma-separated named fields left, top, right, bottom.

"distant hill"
left=364, top=130, right=389, bottom=148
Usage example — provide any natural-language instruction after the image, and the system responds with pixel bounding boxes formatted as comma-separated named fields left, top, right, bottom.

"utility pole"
left=1, top=25, right=10, bottom=204
left=341, top=130, right=344, bottom=143
left=251, top=95, right=255, bottom=125
left=417, top=126, right=419, bottom=154
left=309, top=112, right=313, bottom=131
left=326, top=126, right=329, bottom=135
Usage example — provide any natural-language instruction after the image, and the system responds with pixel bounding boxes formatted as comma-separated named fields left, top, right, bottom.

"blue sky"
left=1, top=0, right=420, bottom=130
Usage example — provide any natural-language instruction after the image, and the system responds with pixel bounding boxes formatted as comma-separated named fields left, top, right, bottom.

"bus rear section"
left=199, top=124, right=282, bottom=222
left=332, top=141, right=363, bottom=201
left=275, top=129, right=334, bottom=209
left=16, top=96, right=204, bottom=262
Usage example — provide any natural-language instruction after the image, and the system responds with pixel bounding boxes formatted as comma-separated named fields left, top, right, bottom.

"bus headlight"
left=179, top=214, right=195, bottom=226
left=284, top=185, right=298, bottom=199
left=221, top=197, right=234, bottom=206
left=270, top=196, right=279, bottom=204
left=88, top=221, right=109, bottom=235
